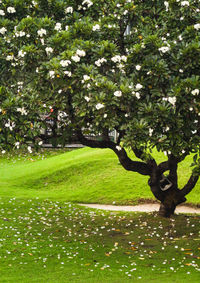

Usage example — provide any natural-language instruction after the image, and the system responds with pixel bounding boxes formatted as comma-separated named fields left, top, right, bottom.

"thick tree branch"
left=180, top=174, right=199, bottom=197
left=76, top=130, right=152, bottom=176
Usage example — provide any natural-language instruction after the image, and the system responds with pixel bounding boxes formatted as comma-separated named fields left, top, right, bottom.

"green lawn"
left=0, top=147, right=199, bottom=205
left=0, top=198, right=199, bottom=283
left=0, top=148, right=199, bottom=282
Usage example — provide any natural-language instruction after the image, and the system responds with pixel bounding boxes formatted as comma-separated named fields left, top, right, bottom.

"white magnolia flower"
left=114, top=90, right=122, bottom=97
left=135, top=83, right=143, bottom=90
left=6, top=55, right=14, bottom=61
left=158, top=46, right=170, bottom=53
left=7, top=7, right=16, bottom=13
left=104, top=114, right=107, bottom=118
left=121, top=55, right=127, bottom=62
left=191, top=89, right=199, bottom=96
left=55, top=22, right=62, bottom=31
left=135, top=92, right=141, bottom=99
left=38, top=141, right=43, bottom=146
left=83, top=75, right=90, bottom=81
left=96, top=103, right=104, bottom=110
left=17, top=107, right=28, bottom=115
left=76, top=49, right=86, bottom=57
left=1, top=150, right=6, bottom=154
left=116, top=145, right=122, bottom=151
left=18, top=50, right=26, bottom=57
left=37, top=28, right=47, bottom=37
left=65, top=25, right=69, bottom=31
left=71, top=55, right=80, bottom=62
left=27, top=146, right=32, bottom=153
left=82, top=0, right=93, bottom=7
left=136, top=65, right=141, bottom=71
left=181, top=1, right=189, bottom=6
left=164, top=1, right=169, bottom=11
left=194, top=23, right=200, bottom=30
left=65, top=7, right=73, bottom=13
left=168, top=97, right=176, bottom=106
left=84, top=96, right=90, bottom=102
left=15, top=142, right=20, bottom=148
left=64, top=71, right=72, bottom=77
left=15, top=30, right=26, bottom=37
left=149, top=128, right=153, bottom=136
left=0, top=10, right=5, bottom=16
left=0, top=27, right=7, bottom=34
left=45, top=47, right=53, bottom=55
left=111, top=55, right=121, bottom=63
left=60, top=60, right=71, bottom=67
left=92, top=24, right=100, bottom=31
left=49, top=70, right=55, bottom=78
left=95, top=58, right=107, bottom=66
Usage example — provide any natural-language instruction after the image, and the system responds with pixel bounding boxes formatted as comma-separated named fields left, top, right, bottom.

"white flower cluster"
left=135, top=65, right=141, bottom=71
left=76, top=49, right=86, bottom=57
left=15, top=30, right=26, bottom=37
left=95, top=58, right=107, bottom=67
left=82, top=75, right=90, bottom=83
left=163, top=96, right=176, bottom=106
left=92, top=24, right=100, bottom=31
left=6, top=54, right=14, bottom=61
left=64, top=71, right=72, bottom=77
left=181, top=1, right=189, bottom=6
left=84, top=96, right=90, bottom=102
left=194, top=24, right=200, bottom=30
left=158, top=46, right=170, bottom=53
left=5, top=120, right=15, bottom=131
left=96, top=103, right=104, bottom=110
left=7, top=7, right=16, bottom=13
left=65, top=7, right=73, bottom=14
left=111, top=55, right=127, bottom=63
left=18, top=50, right=26, bottom=58
left=82, top=0, right=93, bottom=7
left=131, top=84, right=143, bottom=99
left=114, top=90, right=122, bottom=97
left=0, top=9, right=5, bottom=16
left=60, top=59, right=71, bottom=67
left=49, top=70, right=55, bottom=78
left=71, top=49, right=86, bottom=62
left=37, top=28, right=47, bottom=37
left=0, top=27, right=7, bottom=35
left=55, top=22, right=62, bottom=31
left=191, top=89, right=199, bottom=96
left=164, top=1, right=169, bottom=11
left=45, top=47, right=53, bottom=55
left=17, top=107, right=28, bottom=115
left=149, top=128, right=153, bottom=137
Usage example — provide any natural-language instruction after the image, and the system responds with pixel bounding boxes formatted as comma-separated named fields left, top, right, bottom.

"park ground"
left=0, top=148, right=199, bottom=282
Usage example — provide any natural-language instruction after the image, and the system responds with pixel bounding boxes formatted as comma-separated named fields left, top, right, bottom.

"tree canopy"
left=0, top=0, right=200, bottom=216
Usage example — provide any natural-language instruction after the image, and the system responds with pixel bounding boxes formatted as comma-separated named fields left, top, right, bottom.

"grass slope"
left=0, top=147, right=199, bottom=205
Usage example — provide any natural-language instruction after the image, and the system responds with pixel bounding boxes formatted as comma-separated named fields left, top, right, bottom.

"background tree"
left=1, top=0, right=200, bottom=216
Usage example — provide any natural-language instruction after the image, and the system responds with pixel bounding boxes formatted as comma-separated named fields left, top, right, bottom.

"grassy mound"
left=0, top=147, right=199, bottom=205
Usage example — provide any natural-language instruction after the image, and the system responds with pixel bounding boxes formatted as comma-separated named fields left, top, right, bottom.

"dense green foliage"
left=0, top=0, right=199, bottom=155
left=0, top=1, right=200, bottom=208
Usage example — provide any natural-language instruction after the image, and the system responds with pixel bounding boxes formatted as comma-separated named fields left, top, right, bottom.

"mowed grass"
left=0, top=147, right=200, bottom=205
left=0, top=198, right=199, bottom=283
left=0, top=149, right=199, bottom=282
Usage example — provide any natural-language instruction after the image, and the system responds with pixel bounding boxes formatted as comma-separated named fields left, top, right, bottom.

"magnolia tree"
left=1, top=0, right=200, bottom=216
